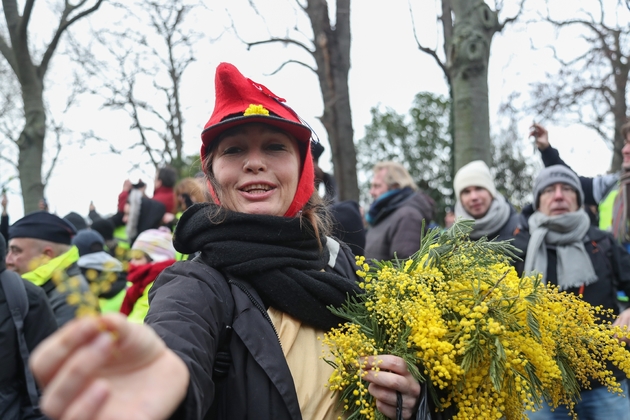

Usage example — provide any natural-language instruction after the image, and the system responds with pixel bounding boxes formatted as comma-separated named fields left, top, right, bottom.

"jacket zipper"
left=228, top=279, right=283, bottom=350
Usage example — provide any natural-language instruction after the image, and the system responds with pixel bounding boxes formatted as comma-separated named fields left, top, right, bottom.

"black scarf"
left=367, top=187, right=415, bottom=226
left=173, top=203, right=362, bottom=331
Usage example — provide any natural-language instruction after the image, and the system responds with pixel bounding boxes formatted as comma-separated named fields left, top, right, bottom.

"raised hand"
left=530, top=123, right=550, bottom=151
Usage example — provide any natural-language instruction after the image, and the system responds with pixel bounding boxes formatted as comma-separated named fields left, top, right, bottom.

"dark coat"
left=512, top=224, right=630, bottom=385
left=513, top=225, right=630, bottom=311
left=329, top=200, right=366, bottom=256
left=40, top=263, right=90, bottom=328
left=365, top=190, right=435, bottom=261
left=0, top=274, right=57, bottom=419
left=146, top=238, right=358, bottom=420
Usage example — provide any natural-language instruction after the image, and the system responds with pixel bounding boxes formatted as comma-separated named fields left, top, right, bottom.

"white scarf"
left=524, top=210, right=597, bottom=290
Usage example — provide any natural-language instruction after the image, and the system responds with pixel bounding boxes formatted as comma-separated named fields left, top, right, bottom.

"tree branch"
left=440, top=0, right=453, bottom=58
left=0, top=35, right=17, bottom=73
left=3, top=0, right=20, bottom=27
left=19, top=0, right=36, bottom=39
left=267, top=59, right=316, bottom=75
left=40, top=0, right=105, bottom=77
left=0, top=153, right=17, bottom=171
left=246, top=37, right=315, bottom=56
left=408, top=0, right=448, bottom=79
left=42, top=122, right=64, bottom=184
left=497, top=0, right=525, bottom=32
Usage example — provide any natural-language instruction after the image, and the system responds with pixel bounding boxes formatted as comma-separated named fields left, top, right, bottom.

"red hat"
left=201, top=63, right=315, bottom=217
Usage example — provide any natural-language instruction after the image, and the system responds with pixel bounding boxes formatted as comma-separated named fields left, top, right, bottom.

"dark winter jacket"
left=512, top=222, right=630, bottom=386
left=40, top=264, right=90, bottom=328
left=1, top=214, right=8, bottom=244
left=365, top=189, right=436, bottom=261
left=146, top=237, right=358, bottom=420
left=329, top=200, right=366, bottom=256
left=0, top=233, right=57, bottom=420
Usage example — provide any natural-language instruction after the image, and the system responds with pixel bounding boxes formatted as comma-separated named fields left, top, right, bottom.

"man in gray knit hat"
left=513, top=165, right=630, bottom=420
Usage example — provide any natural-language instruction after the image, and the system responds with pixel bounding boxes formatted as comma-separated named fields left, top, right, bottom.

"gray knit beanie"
left=533, top=165, right=584, bottom=210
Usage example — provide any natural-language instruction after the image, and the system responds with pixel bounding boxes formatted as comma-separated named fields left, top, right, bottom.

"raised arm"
left=530, top=123, right=609, bottom=206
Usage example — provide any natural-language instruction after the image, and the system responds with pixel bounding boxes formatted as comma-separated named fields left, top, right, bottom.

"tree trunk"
left=306, top=0, right=359, bottom=202
left=612, top=90, right=628, bottom=172
left=17, top=79, right=46, bottom=213
left=448, top=0, right=499, bottom=172
left=1, top=0, right=103, bottom=213
left=611, top=31, right=629, bottom=172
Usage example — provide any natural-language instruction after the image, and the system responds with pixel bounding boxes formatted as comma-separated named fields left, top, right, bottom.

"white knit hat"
left=453, top=160, right=497, bottom=199
left=131, top=227, right=176, bottom=262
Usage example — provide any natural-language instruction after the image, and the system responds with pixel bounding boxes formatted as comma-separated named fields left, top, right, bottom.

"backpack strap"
left=0, top=270, right=42, bottom=413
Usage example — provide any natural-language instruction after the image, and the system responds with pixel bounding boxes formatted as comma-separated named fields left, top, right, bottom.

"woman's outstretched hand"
left=362, top=355, right=422, bottom=419
left=30, top=313, right=189, bottom=420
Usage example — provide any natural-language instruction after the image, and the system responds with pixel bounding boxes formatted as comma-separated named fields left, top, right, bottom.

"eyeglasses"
left=540, top=184, right=576, bottom=197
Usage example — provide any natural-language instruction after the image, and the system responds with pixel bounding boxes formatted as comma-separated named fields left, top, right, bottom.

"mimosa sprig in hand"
left=323, top=220, right=630, bottom=420
left=51, top=252, right=120, bottom=318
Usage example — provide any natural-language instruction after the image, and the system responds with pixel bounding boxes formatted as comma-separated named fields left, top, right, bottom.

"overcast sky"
left=1, top=0, right=619, bottom=220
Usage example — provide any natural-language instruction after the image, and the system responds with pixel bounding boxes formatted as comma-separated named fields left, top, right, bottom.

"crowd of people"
left=1, top=61, right=630, bottom=420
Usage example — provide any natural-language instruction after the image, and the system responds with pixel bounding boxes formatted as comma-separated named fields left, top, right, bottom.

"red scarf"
left=120, top=259, right=176, bottom=316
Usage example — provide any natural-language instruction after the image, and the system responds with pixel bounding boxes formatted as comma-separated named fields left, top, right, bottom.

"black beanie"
left=312, top=141, right=325, bottom=161
left=72, top=229, right=105, bottom=256
left=91, top=218, right=115, bottom=241
left=9, top=211, right=77, bottom=245
left=63, top=212, right=88, bottom=231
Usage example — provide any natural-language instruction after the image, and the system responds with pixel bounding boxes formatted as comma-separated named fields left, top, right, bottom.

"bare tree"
left=68, top=0, right=199, bottom=173
left=528, top=1, right=630, bottom=172
left=0, top=0, right=104, bottom=213
left=0, top=55, right=20, bottom=184
left=242, top=0, right=359, bottom=202
left=411, top=0, right=523, bottom=172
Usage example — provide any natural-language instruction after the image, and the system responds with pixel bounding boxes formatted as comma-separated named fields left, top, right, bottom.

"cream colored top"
left=268, top=307, right=343, bottom=420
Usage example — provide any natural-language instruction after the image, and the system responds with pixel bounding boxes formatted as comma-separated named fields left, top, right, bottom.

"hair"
left=373, top=161, right=418, bottom=191
left=201, top=124, right=331, bottom=245
left=174, top=177, right=206, bottom=212
left=622, top=121, right=630, bottom=141
left=130, top=249, right=153, bottom=263
left=157, top=165, right=178, bottom=188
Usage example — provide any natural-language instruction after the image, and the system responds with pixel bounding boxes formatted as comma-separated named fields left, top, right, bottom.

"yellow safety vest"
left=599, top=187, right=618, bottom=232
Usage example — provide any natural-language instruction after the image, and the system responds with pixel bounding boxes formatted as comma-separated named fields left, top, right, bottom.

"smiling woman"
left=207, top=124, right=301, bottom=216
left=29, top=62, right=423, bottom=420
